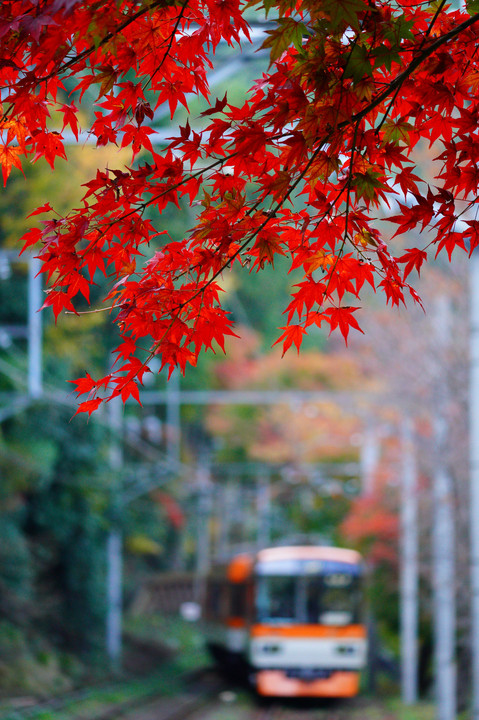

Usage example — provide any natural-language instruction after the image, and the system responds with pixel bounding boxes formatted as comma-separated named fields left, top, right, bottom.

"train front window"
left=318, top=573, right=359, bottom=625
left=256, top=576, right=297, bottom=622
left=255, top=561, right=362, bottom=625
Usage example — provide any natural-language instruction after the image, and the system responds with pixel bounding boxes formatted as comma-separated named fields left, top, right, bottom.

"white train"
left=202, top=545, right=368, bottom=697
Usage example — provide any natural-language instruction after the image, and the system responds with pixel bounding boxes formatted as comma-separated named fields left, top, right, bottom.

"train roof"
left=227, top=546, right=362, bottom=581
left=256, top=545, right=362, bottom=565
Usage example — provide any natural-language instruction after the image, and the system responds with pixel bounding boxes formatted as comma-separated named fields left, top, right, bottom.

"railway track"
left=0, top=667, right=224, bottom=720
left=1, top=675, right=417, bottom=720
left=100, top=668, right=226, bottom=720
left=117, top=688, right=223, bottom=720
left=0, top=661, right=410, bottom=720
left=250, top=698, right=376, bottom=720
left=152, top=693, right=401, bottom=720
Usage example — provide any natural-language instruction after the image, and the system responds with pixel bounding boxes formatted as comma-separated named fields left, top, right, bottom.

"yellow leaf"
left=126, top=535, right=162, bottom=555
left=306, top=250, right=335, bottom=272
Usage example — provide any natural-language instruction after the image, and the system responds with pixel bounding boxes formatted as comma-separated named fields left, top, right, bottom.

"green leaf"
left=466, top=0, right=479, bottom=14
left=262, top=18, right=309, bottom=64
left=353, top=170, right=386, bottom=201
left=382, top=119, right=414, bottom=146
left=381, top=14, right=415, bottom=44
left=344, top=44, right=374, bottom=82
left=372, top=45, right=402, bottom=72
left=263, top=0, right=277, bottom=14
left=321, top=0, right=369, bottom=31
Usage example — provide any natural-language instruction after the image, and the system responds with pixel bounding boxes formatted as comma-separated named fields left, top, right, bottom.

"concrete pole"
left=106, top=398, right=123, bottom=671
left=27, top=257, right=42, bottom=398
left=106, top=528, right=122, bottom=671
left=360, top=427, right=380, bottom=495
left=400, top=417, right=419, bottom=705
left=194, top=462, right=211, bottom=606
left=216, top=480, right=234, bottom=563
left=432, top=297, right=456, bottom=720
left=432, top=458, right=456, bottom=720
left=469, top=250, right=479, bottom=720
left=257, top=471, right=271, bottom=550
left=166, top=369, right=181, bottom=465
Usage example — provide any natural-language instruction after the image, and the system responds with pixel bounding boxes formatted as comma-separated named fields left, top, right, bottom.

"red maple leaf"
left=69, top=372, right=98, bottom=396
left=1, top=0, right=479, bottom=411
left=74, top=398, right=103, bottom=417
left=398, top=247, right=428, bottom=279
left=273, top=325, right=307, bottom=356
left=324, top=307, right=364, bottom=345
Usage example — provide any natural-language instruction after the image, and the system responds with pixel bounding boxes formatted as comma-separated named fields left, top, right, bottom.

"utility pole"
left=0, top=250, right=42, bottom=400
left=360, top=427, right=380, bottom=495
left=27, top=256, right=42, bottom=398
left=218, top=482, right=232, bottom=561
left=400, top=417, right=419, bottom=705
left=257, top=470, right=271, bottom=549
left=106, top=525, right=122, bottom=671
left=166, top=369, right=181, bottom=465
left=432, top=296, right=456, bottom=720
left=106, top=398, right=123, bottom=671
left=194, top=461, right=211, bottom=606
left=469, top=249, right=479, bottom=720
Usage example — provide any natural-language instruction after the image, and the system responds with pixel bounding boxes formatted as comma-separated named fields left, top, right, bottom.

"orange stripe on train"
left=251, top=623, right=367, bottom=638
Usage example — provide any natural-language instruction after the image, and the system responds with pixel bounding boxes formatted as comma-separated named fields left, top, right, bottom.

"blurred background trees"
left=0, top=51, right=472, bottom=710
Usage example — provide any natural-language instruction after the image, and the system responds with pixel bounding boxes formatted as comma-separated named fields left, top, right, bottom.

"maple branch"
left=0, top=0, right=170, bottom=126
left=350, top=11, right=479, bottom=129
left=120, top=141, right=333, bottom=340
left=374, top=85, right=402, bottom=136
left=377, top=0, right=449, bottom=140
left=454, top=41, right=479, bottom=87
left=126, top=115, right=370, bottom=333
left=51, top=8, right=479, bottom=360
left=69, top=148, right=245, bottom=275
left=65, top=306, right=114, bottom=315
left=143, top=0, right=190, bottom=92
left=205, top=9, right=479, bottom=284
left=310, top=120, right=365, bottom=323
left=423, top=0, right=448, bottom=40
left=344, top=118, right=361, bottom=246
left=124, top=314, right=179, bottom=389
left=37, top=0, right=169, bottom=84
left=9, top=0, right=479, bottom=396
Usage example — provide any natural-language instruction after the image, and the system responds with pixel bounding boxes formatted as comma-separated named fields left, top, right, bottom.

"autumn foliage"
left=1, top=0, right=479, bottom=411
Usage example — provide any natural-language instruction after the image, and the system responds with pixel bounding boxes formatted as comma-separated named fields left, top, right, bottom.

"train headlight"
left=336, top=645, right=356, bottom=655
left=261, top=643, right=282, bottom=654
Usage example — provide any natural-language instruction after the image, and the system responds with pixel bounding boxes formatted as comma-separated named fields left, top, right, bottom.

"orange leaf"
left=0, top=144, right=23, bottom=185
left=305, top=250, right=335, bottom=273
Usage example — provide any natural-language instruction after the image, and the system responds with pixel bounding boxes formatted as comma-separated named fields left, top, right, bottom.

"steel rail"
left=0, top=667, right=222, bottom=720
